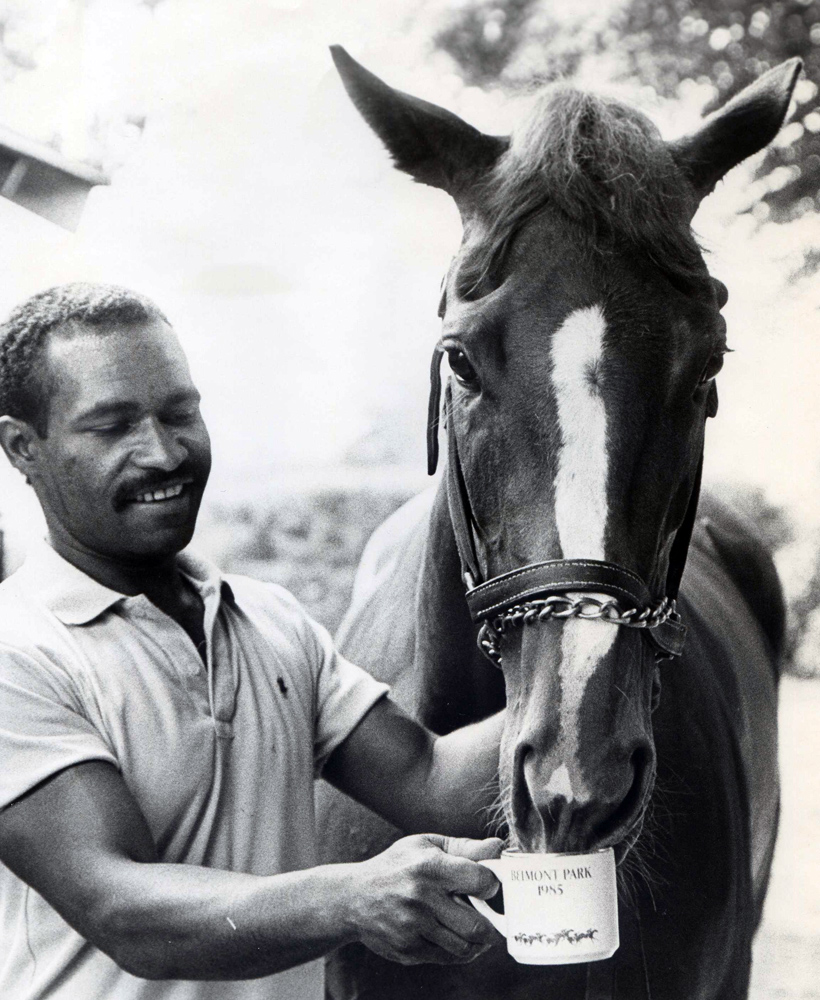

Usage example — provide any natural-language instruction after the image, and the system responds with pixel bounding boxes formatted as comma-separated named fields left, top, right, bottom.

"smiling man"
left=0, top=283, right=503, bottom=1000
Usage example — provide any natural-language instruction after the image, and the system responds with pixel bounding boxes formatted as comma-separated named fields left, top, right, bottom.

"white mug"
left=468, top=847, right=619, bottom=965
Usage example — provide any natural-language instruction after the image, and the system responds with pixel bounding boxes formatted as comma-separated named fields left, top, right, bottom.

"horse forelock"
left=457, top=86, right=706, bottom=298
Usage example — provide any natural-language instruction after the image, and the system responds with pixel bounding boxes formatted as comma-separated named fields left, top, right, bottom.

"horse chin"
left=613, top=813, right=645, bottom=864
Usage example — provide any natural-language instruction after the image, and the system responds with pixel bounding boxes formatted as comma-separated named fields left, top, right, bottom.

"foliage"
left=0, top=0, right=166, bottom=80
left=434, top=0, right=569, bottom=86
left=203, top=487, right=416, bottom=634
left=0, top=0, right=153, bottom=180
left=433, top=0, right=820, bottom=222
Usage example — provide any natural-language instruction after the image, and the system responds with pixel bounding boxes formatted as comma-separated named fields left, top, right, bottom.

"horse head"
left=332, top=48, right=800, bottom=858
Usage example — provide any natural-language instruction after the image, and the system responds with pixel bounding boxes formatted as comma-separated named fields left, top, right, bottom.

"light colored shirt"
left=0, top=542, right=389, bottom=1000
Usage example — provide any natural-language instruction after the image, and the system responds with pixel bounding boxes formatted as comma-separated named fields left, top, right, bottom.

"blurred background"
left=0, top=0, right=817, bottom=993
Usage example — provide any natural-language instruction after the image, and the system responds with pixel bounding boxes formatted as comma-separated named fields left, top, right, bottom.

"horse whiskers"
left=495, top=772, right=520, bottom=846
left=617, top=793, right=671, bottom=912
left=479, top=792, right=506, bottom=833
left=480, top=775, right=513, bottom=842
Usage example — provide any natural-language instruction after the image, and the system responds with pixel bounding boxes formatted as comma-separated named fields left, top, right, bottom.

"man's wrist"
left=319, top=862, right=365, bottom=946
left=254, top=862, right=364, bottom=951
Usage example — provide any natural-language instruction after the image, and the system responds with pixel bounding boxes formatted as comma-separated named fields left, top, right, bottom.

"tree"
left=0, top=0, right=167, bottom=86
left=433, top=0, right=820, bottom=222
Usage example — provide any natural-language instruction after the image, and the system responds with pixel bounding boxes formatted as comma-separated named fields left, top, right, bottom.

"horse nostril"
left=511, top=744, right=536, bottom=823
left=593, top=746, right=655, bottom=847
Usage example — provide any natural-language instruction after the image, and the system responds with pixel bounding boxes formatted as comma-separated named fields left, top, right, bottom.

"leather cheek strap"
left=647, top=616, right=688, bottom=658
left=427, top=346, right=445, bottom=476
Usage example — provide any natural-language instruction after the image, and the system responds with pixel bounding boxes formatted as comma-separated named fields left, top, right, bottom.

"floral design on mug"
left=513, top=928, right=598, bottom=947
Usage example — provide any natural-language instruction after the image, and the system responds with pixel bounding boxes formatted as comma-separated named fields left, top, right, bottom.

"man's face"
left=29, top=317, right=212, bottom=563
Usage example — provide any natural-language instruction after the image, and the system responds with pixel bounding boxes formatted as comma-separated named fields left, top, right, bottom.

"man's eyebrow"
left=74, top=400, right=139, bottom=423
left=74, top=390, right=201, bottom=424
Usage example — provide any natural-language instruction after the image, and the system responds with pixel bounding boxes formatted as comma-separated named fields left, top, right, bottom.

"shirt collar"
left=14, top=540, right=233, bottom=626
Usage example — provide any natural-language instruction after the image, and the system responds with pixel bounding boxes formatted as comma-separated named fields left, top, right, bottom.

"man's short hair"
left=0, top=283, right=169, bottom=436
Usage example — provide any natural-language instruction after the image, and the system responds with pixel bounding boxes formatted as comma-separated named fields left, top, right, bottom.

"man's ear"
left=0, top=415, right=42, bottom=480
left=668, top=58, right=802, bottom=204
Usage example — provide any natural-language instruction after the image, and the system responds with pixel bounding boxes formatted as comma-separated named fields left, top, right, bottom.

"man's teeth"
left=134, top=484, right=185, bottom=503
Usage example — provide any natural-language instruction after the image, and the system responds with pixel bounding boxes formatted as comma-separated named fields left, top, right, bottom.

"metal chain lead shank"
left=477, top=594, right=681, bottom=666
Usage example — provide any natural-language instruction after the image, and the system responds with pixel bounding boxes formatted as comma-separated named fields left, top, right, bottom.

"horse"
left=318, top=47, right=799, bottom=1000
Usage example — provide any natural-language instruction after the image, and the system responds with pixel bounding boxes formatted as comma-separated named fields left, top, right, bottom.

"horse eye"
left=699, top=350, right=727, bottom=385
left=446, top=348, right=479, bottom=387
left=712, top=277, right=729, bottom=309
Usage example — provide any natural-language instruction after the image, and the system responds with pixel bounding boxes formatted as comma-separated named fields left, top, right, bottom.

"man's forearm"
left=88, top=860, right=358, bottom=980
left=0, top=762, right=501, bottom=983
left=325, top=701, right=505, bottom=839
left=415, top=710, right=505, bottom=837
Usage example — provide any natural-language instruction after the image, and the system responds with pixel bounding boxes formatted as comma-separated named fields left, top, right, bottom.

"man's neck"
left=47, top=531, right=184, bottom=600
left=47, top=531, right=207, bottom=658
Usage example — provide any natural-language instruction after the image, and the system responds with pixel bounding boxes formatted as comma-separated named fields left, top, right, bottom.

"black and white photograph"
left=0, top=1, right=818, bottom=998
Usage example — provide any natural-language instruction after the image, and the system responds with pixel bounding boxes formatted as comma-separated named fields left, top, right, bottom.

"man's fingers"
left=423, top=833, right=504, bottom=862
left=418, top=834, right=502, bottom=898
left=429, top=852, right=500, bottom=900
left=442, top=836, right=504, bottom=862
left=431, top=895, right=497, bottom=945
left=418, top=912, right=491, bottom=961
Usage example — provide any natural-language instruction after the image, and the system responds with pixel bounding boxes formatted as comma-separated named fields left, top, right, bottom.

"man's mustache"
left=112, top=463, right=206, bottom=510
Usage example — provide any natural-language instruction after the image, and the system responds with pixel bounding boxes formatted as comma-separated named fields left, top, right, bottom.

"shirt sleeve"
left=307, top=619, right=390, bottom=775
left=0, top=643, right=117, bottom=811
left=265, top=590, right=389, bottom=776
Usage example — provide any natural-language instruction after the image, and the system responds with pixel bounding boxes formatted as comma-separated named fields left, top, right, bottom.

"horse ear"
left=669, top=58, right=802, bottom=202
left=330, top=46, right=508, bottom=197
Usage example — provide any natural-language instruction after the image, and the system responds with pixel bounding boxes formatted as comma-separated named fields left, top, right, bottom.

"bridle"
left=427, top=346, right=701, bottom=667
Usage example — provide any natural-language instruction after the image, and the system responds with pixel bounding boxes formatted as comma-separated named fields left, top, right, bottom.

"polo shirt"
left=0, top=542, right=389, bottom=1000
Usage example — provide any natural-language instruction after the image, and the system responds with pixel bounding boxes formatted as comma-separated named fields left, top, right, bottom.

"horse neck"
left=413, top=479, right=505, bottom=735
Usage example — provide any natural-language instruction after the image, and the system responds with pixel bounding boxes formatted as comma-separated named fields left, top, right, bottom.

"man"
left=0, top=283, right=504, bottom=999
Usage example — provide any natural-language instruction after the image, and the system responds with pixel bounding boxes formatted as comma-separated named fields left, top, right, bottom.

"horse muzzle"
left=510, top=739, right=657, bottom=857
left=501, top=620, right=658, bottom=858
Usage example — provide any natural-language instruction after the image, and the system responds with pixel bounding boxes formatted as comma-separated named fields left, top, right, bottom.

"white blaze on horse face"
left=557, top=615, right=617, bottom=801
left=549, top=305, right=616, bottom=800
left=550, top=304, right=609, bottom=561
left=545, top=762, right=574, bottom=803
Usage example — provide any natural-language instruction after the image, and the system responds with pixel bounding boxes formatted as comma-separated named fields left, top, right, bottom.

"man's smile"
left=131, top=481, right=192, bottom=504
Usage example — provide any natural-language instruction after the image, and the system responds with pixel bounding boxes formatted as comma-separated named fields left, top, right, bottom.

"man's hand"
left=345, top=834, right=502, bottom=966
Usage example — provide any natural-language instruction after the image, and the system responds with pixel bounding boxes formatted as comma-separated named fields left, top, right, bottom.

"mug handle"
left=467, top=858, right=507, bottom=937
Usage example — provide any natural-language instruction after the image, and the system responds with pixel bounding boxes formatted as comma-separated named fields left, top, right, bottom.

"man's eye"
left=446, top=348, right=479, bottom=388
left=91, top=421, right=130, bottom=435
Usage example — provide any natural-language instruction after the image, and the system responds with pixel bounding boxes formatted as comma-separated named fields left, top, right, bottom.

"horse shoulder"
left=682, top=494, right=783, bottom=915
left=347, top=488, right=435, bottom=610
left=336, top=488, right=435, bottom=689
left=693, top=490, right=787, bottom=663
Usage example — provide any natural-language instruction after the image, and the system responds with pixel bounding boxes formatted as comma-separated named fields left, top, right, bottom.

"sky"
left=0, top=0, right=818, bottom=575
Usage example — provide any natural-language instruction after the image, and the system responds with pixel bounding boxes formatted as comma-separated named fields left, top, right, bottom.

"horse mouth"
left=500, top=747, right=656, bottom=861
left=498, top=814, right=646, bottom=865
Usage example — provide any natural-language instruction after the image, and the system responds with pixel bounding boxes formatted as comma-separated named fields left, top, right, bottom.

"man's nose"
left=132, top=418, right=187, bottom=471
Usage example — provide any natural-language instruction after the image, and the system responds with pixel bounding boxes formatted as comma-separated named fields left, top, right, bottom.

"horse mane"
left=461, top=85, right=707, bottom=295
